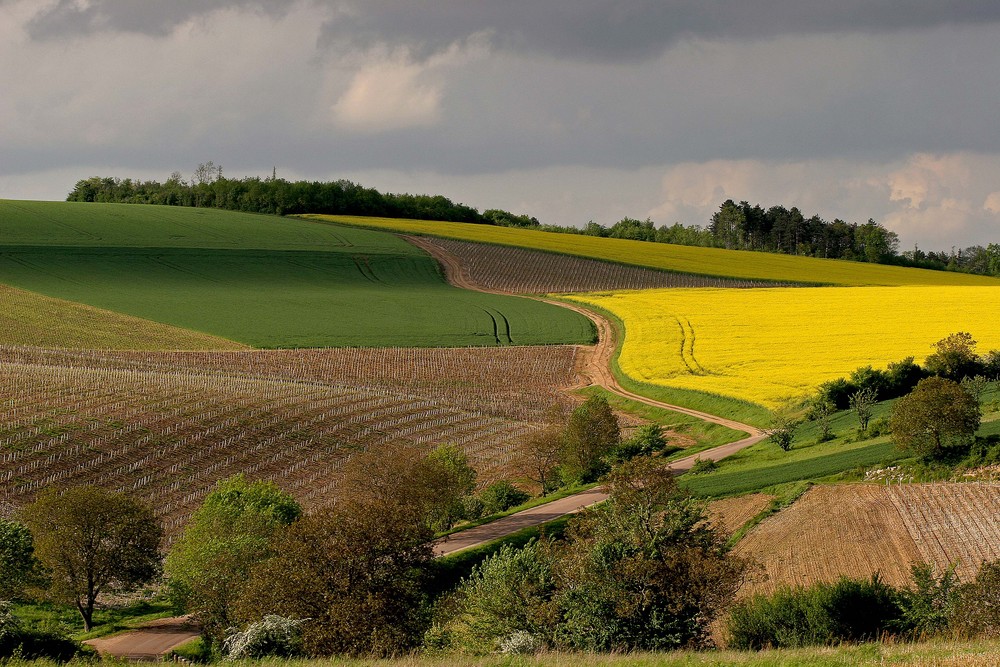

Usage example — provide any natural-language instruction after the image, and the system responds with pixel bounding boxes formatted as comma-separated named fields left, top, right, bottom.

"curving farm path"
left=406, top=235, right=767, bottom=557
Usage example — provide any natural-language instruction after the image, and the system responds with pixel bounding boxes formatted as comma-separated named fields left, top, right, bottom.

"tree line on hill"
left=66, top=163, right=482, bottom=223
left=66, top=165, right=1000, bottom=278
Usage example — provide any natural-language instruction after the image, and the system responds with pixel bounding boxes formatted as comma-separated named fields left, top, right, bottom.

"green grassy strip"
left=19, top=639, right=998, bottom=665
left=725, top=482, right=813, bottom=548
left=13, top=598, right=174, bottom=641
left=682, top=440, right=903, bottom=498
left=576, top=386, right=745, bottom=451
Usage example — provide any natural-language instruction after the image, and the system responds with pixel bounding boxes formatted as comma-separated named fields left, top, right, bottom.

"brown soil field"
left=707, top=493, right=774, bottom=536
left=406, top=236, right=795, bottom=294
left=734, top=483, right=1000, bottom=595
left=0, top=344, right=583, bottom=537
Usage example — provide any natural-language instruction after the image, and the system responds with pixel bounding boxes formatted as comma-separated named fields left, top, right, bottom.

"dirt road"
left=84, top=615, right=199, bottom=661
left=411, top=234, right=766, bottom=556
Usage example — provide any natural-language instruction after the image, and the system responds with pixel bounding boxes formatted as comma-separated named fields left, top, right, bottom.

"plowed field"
left=735, top=483, right=1000, bottom=594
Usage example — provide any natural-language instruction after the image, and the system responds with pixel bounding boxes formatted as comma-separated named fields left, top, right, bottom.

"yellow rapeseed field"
left=567, top=286, right=1000, bottom=407
left=305, top=214, right=1000, bottom=287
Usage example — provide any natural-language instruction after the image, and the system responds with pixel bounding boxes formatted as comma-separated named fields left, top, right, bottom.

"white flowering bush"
left=223, top=615, right=307, bottom=659
left=497, top=630, right=543, bottom=655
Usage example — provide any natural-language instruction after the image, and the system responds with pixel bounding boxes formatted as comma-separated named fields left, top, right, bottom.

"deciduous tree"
left=164, top=476, right=301, bottom=642
left=22, top=486, right=161, bottom=631
left=889, top=377, right=981, bottom=460
left=561, top=396, right=620, bottom=483
left=0, top=520, right=40, bottom=601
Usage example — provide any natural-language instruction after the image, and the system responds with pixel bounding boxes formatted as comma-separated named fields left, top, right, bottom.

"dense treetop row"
left=65, top=165, right=999, bottom=277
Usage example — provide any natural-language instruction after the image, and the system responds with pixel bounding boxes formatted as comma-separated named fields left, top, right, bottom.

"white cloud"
left=332, top=57, right=443, bottom=132
left=330, top=36, right=488, bottom=133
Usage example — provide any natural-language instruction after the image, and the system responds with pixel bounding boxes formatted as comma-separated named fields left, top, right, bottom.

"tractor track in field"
left=404, top=234, right=766, bottom=556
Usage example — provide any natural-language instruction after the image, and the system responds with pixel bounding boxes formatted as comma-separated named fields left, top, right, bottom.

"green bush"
left=688, top=457, right=719, bottom=474
left=478, top=482, right=530, bottom=515
left=727, top=575, right=902, bottom=649
left=951, top=560, right=1000, bottom=638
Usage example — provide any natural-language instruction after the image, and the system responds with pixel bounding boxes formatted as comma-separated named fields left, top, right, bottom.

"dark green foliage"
left=818, top=377, right=858, bottom=410
left=424, top=445, right=478, bottom=531
left=552, top=459, right=747, bottom=651
left=21, top=486, right=162, bottom=632
left=885, top=357, right=927, bottom=396
left=924, top=332, right=985, bottom=381
left=951, top=560, right=1000, bottom=638
left=606, top=424, right=670, bottom=464
left=235, top=451, right=437, bottom=658
left=849, top=366, right=889, bottom=399
left=477, top=481, right=530, bottom=515
left=561, top=396, right=621, bottom=484
left=688, top=457, right=719, bottom=474
left=0, top=603, right=79, bottom=661
left=67, top=174, right=484, bottom=223
left=438, top=459, right=747, bottom=654
left=434, top=540, right=558, bottom=654
left=727, top=575, right=901, bottom=649
left=898, top=562, right=959, bottom=636
left=0, top=520, right=41, bottom=601
left=890, top=377, right=981, bottom=460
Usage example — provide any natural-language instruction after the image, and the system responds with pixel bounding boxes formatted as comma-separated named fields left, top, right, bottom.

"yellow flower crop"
left=567, top=286, right=1000, bottom=408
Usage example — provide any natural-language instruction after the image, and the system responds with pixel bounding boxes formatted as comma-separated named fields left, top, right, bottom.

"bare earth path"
left=84, top=616, right=199, bottom=661
left=409, top=235, right=766, bottom=557
left=93, top=236, right=766, bottom=658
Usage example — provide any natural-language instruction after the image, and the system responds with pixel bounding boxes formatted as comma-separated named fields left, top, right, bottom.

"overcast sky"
left=3, top=0, right=1000, bottom=250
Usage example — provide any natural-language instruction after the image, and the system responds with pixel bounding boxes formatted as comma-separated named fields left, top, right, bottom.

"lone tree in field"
left=765, top=409, right=798, bottom=451
left=22, top=486, right=162, bottom=631
left=850, top=386, right=878, bottom=435
left=518, top=423, right=565, bottom=496
left=561, top=395, right=620, bottom=483
left=889, top=377, right=981, bottom=461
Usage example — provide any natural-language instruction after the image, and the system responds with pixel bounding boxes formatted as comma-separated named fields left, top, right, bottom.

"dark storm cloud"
left=24, top=0, right=1000, bottom=60
left=317, top=0, right=1000, bottom=62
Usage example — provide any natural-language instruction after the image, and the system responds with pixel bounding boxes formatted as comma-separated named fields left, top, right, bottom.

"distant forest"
left=67, top=166, right=1000, bottom=277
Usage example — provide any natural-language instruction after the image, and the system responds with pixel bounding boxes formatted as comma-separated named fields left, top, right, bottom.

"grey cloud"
left=317, top=0, right=1000, bottom=63
left=24, top=0, right=289, bottom=39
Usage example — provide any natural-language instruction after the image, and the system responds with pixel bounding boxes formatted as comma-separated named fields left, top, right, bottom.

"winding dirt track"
left=407, top=235, right=766, bottom=557
left=91, top=235, right=767, bottom=658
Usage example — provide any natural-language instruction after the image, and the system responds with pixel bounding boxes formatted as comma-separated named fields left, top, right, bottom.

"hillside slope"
left=0, top=201, right=593, bottom=347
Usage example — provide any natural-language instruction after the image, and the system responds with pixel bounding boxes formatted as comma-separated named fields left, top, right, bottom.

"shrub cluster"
left=728, top=559, right=1000, bottom=649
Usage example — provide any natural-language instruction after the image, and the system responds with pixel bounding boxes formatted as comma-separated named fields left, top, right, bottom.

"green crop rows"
left=0, top=201, right=594, bottom=348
